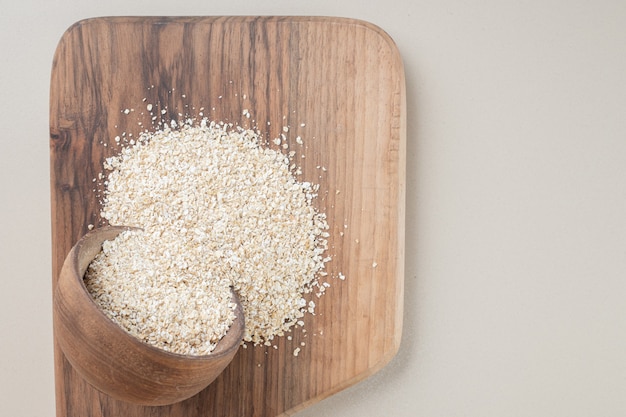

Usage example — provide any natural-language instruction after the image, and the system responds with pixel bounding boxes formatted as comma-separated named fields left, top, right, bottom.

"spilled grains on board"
left=85, top=119, right=330, bottom=353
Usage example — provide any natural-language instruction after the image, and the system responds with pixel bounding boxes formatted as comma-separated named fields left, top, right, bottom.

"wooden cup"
left=53, top=225, right=244, bottom=405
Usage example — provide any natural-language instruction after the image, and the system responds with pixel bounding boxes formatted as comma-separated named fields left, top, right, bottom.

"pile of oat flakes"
left=85, top=118, right=330, bottom=355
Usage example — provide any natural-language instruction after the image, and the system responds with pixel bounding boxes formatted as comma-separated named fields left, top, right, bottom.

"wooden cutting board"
left=50, top=16, right=405, bottom=417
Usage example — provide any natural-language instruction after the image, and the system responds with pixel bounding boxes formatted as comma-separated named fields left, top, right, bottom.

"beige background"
left=2, top=0, right=626, bottom=416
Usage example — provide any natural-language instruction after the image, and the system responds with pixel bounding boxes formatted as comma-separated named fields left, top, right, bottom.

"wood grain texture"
left=50, top=16, right=406, bottom=417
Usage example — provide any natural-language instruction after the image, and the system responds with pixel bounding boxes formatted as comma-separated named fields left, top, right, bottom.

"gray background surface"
left=2, top=1, right=625, bottom=416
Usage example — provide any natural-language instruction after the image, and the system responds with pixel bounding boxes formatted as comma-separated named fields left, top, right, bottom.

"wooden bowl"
left=53, top=225, right=244, bottom=406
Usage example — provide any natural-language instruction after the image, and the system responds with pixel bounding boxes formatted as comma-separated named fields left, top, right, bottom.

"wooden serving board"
left=50, top=16, right=405, bottom=417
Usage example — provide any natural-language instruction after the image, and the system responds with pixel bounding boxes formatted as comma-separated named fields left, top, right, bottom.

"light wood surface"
left=50, top=16, right=405, bottom=417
